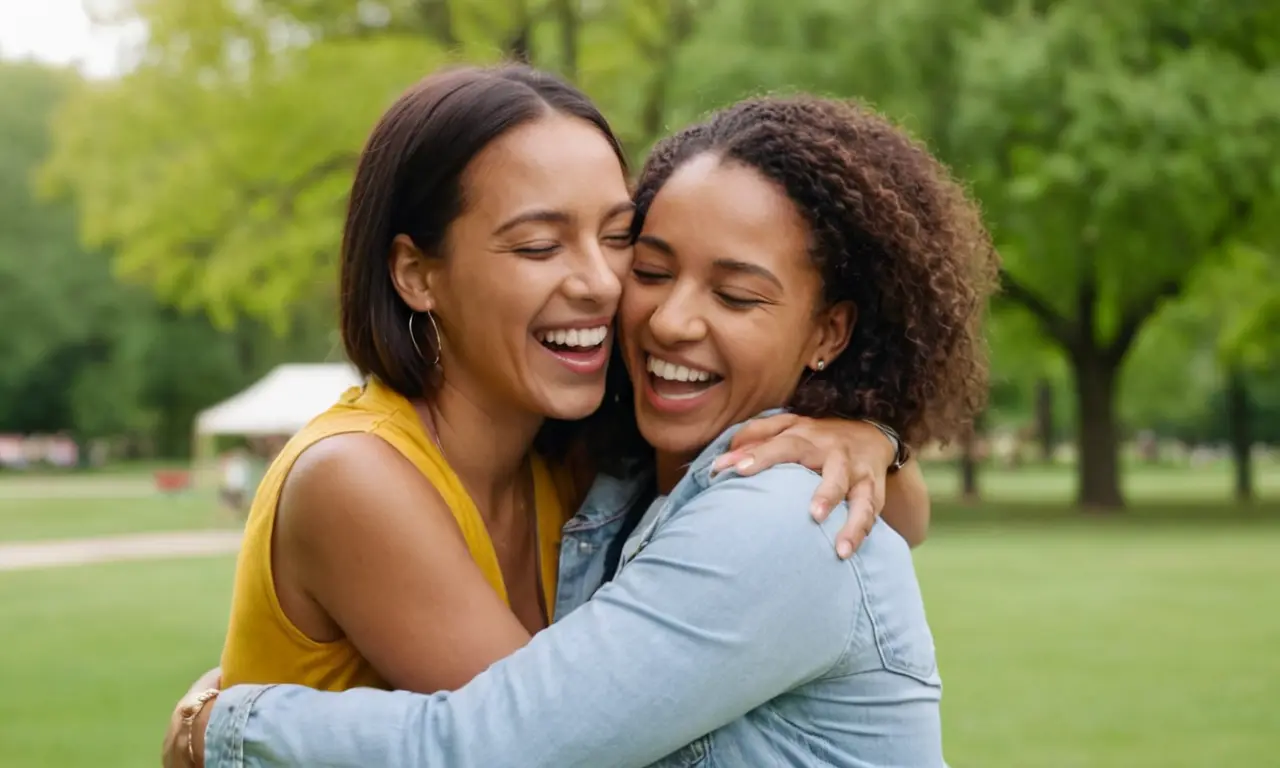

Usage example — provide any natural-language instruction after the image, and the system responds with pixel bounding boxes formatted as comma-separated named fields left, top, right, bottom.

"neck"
left=655, top=450, right=697, bottom=495
left=415, top=377, right=543, bottom=512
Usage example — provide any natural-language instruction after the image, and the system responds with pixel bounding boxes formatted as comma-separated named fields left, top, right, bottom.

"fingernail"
left=809, top=501, right=826, bottom=520
left=837, top=541, right=853, bottom=559
left=735, top=457, right=754, bottom=472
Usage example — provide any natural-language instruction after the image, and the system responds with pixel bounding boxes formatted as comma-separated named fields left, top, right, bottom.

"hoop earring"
left=408, top=311, right=443, bottom=367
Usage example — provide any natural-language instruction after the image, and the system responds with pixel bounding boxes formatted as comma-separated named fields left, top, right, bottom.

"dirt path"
left=0, top=530, right=242, bottom=572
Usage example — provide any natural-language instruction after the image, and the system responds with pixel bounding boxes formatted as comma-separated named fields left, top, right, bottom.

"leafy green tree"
left=1, top=60, right=335, bottom=455
left=44, top=0, right=714, bottom=328
left=0, top=61, right=141, bottom=436
left=1154, top=246, right=1280, bottom=500
left=950, top=0, right=1280, bottom=507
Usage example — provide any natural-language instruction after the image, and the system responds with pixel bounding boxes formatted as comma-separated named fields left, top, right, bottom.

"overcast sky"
left=0, top=0, right=139, bottom=77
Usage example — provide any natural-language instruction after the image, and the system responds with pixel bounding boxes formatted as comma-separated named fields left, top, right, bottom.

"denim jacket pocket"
left=854, top=536, right=941, bottom=685
left=646, top=734, right=711, bottom=767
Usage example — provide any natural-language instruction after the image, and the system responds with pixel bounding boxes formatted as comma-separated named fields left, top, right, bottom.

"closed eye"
left=717, top=292, right=764, bottom=309
left=631, top=267, right=670, bottom=283
left=602, top=233, right=633, bottom=249
left=513, top=244, right=559, bottom=258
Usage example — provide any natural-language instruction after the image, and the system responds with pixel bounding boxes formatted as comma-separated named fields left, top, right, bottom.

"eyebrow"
left=715, top=258, right=784, bottom=290
left=493, top=209, right=571, bottom=236
left=493, top=201, right=635, bottom=237
left=635, top=233, right=674, bottom=255
left=636, top=234, right=785, bottom=290
left=603, top=201, right=637, bottom=221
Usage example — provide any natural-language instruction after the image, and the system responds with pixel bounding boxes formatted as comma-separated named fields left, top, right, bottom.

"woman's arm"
left=881, top=457, right=930, bottom=547
left=272, top=433, right=533, bottom=692
left=198, top=467, right=862, bottom=768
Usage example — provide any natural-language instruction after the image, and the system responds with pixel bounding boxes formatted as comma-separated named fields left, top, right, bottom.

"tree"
left=948, top=0, right=1280, bottom=507
left=0, top=59, right=336, bottom=454
left=44, top=0, right=715, bottom=329
left=1159, top=246, right=1280, bottom=501
left=0, top=61, right=145, bottom=436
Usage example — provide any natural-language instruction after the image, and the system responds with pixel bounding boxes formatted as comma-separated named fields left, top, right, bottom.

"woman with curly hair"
left=176, top=93, right=996, bottom=768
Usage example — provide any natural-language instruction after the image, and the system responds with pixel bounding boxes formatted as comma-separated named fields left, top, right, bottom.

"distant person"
left=160, top=69, right=993, bottom=762
left=218, top=448, right=251, bottom=512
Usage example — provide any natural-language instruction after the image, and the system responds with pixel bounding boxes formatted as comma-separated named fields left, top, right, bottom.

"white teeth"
left=646, top=355, right=713, bottom=383
left=537, top=326, right=608, bottom=348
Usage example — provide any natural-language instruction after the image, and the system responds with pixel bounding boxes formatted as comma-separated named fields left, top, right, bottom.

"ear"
left=388, top=234, right=441, bottom=313
left=807, top=300, right=856, bottom=371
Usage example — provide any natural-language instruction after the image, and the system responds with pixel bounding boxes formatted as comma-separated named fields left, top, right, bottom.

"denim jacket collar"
left=666, top=408, right=789, bottom=508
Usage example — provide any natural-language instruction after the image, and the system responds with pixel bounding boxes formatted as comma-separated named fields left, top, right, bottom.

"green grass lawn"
left=0, top=492, right=236, bottom=542
left=1, top=515, right=1277, bottom=767
left=0, top=558, right=234, bottom=767
left=922, top=458, right=1280, bottom=502
left=918, top=521, right=1280, bottom=767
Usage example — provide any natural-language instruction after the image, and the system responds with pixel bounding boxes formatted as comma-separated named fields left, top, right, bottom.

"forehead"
left=643, top=154, right=811, bottom=270
left=461, top=113, right=629, bottom=218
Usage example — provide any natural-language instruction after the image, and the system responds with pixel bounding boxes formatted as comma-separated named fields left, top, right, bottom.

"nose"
left=647, top=283, right=708, bottom=347
left=562, top=242, right=623, bottom=308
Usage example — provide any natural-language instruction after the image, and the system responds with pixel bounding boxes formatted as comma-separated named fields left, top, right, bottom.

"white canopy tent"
left=191, top=363, right=363, bottom=485
left=195, top=360, right=366, bottom=435
left=195, top=363, right=363, bottom=438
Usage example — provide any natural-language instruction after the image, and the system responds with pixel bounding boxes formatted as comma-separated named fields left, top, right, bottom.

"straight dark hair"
left=339, top=64, right=628, bottom=409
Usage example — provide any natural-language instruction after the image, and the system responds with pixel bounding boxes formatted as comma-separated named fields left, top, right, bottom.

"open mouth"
left=535, top=325, right=610, bottom=374
left=645, top=355, right=723, bottom=404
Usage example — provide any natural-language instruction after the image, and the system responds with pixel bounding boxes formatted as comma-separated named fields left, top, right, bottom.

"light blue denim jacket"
left=206, top=413, right=945, bottom=767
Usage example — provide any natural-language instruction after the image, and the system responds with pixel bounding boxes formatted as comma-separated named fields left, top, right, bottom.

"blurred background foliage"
left=4, top=0, right=1280, bottom=507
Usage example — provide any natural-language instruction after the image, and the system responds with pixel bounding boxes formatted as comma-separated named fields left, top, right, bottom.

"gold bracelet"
left=180, top=688, right=220, bottom=767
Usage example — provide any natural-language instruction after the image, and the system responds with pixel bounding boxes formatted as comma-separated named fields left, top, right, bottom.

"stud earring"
left=815, top=359, right=826, bottom=372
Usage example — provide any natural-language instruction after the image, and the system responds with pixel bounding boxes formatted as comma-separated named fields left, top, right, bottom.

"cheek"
left=442, top=260, right=551, bottom=340
left=617, top=288, right=649, bottom=349
left=608, top=246, right=634, bottom=283
left=725, top=317, right=809, bottom=388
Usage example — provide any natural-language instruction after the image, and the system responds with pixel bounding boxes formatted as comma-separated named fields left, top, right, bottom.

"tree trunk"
left=554, top=0, right=579, bottom=82
left=1034, top=376, right=1055, bottom=462
left=958, top=414, right=983, bottom=502
left=416, top=0, right=456, bottom=46
left=1226, top=365, right=1253, bottom=503
left=1071, top=348, right=1124, bottom=509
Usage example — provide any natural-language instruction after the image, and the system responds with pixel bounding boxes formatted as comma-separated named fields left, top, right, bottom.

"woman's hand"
left=716, top=413, right=921, bottom=557
left=161, top=667, right=221, bottom=768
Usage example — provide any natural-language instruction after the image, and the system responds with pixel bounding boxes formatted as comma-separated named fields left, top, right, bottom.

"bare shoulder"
left=277, top=432, right=455, bottom=548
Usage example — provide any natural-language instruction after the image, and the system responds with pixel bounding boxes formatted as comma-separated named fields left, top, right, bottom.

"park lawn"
left=0, top=557, right=235, bottom=768
left=2, top=515, right=1277, bottom=767
left=918, top=520, right=1280, bottom=767
left=0, top=492, right=237, bottom=543
left=922, top=459, right=1280, bottom=503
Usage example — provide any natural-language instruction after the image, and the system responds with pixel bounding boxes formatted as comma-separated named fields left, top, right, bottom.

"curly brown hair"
left=631, top=95, right=999, bottom=446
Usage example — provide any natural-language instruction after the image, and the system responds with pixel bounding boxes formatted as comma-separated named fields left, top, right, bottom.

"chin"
left=540, top=388, right=608, bottom=422
left=635, top=410, right=717, bottom=458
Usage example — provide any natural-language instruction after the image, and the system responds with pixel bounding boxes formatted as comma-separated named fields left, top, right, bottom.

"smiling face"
left=391, top=113, right=634, bottom=421
left=619, top=153, right=855, bottom=460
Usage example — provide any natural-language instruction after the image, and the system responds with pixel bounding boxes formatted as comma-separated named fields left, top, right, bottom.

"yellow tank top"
left=220, top=377, right=571, bottom=691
